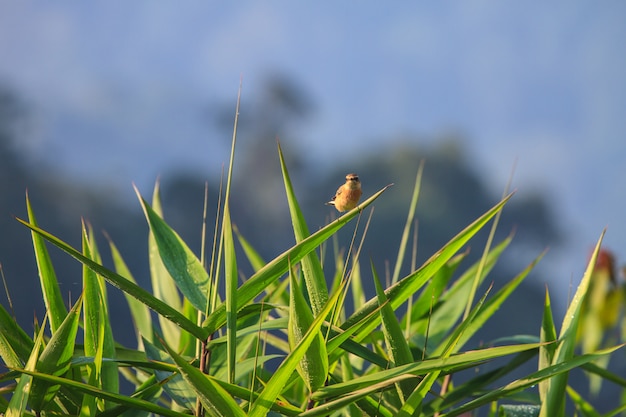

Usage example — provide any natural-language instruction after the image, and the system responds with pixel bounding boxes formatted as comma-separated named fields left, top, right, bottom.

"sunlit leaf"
left=29, top=296, right=82, bottom=412
left=540, top=231, right=605, bottom=417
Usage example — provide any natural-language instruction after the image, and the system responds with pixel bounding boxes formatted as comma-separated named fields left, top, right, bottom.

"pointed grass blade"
left=540, top=230, right=606, bottom=417
left=26, top=192, right=67, bottom=332
left=223, top=200, right=238, bottom=384
left=278, top=140, right=328, bottom=316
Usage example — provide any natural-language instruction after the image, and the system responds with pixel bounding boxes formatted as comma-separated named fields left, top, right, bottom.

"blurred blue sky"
left=1, top=3, right=625, bottom=292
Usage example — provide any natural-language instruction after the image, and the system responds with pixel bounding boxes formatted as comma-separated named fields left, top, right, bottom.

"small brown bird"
left=326, top=173, right=362, bottom=212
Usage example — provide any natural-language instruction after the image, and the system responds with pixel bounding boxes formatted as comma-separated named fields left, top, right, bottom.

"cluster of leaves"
left=1, top=94, right=624, bottom=417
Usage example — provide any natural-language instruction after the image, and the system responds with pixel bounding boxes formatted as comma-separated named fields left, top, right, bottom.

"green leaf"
left=326, top=304, right=389, bottom=369
left=100, top=376, right=163, bottom=417
left=136, top=186, right=209, bottom=313
left=223, top=200, right=238, bottom=384
left=341, top=195, right=512, bottom=352
left=0, top=327, right=23, bottom=372
left=81, top=225, right=105, bottom=416
left=81, top=224, right=118, bottom=410
left=149, top=182, right=184, bottom=347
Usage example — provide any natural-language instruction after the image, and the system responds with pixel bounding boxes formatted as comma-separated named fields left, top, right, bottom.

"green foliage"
left=1, top=92, right=624, bottom=417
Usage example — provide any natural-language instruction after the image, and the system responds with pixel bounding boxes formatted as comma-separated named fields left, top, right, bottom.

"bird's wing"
left=326, top=185, right=343, bottom=205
